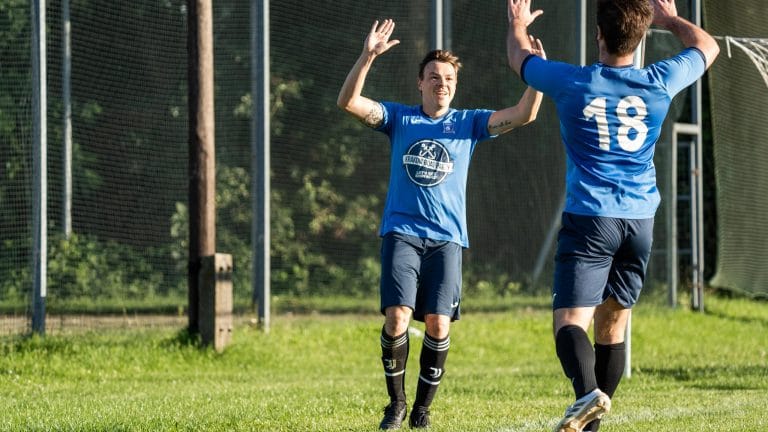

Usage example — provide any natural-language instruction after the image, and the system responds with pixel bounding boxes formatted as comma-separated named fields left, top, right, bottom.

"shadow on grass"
left=163, top=327, right=204, bottom=349
left=705, top=308, right=768, bottom=327
left=269, top=294, right=553, bottom=316
left=711, top=287, right=768, bottom=302
left=702, top=289, right=768, bottom=327
left=636, top=364, right=768, bottom=391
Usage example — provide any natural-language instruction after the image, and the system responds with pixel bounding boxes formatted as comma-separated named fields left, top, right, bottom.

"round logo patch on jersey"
left=402, top=140, right=454, bottom=187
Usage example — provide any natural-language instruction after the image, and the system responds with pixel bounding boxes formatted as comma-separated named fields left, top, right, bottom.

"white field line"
left=494, top=394, right=767, bottom=432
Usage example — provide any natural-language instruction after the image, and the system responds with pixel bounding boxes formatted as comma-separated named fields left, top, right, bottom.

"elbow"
left=337, top=100, right=355, bottom=115
left=336, top=96, right=348, bottom=111
left=700, top=38, right=721, bottom=69
left=337, top=93, right=359, bottom=113
left=522, top=96, right=543, bottom=125
left=709, top=42, right=721, bottom=65
left=521, top=111, right=538, bottom=126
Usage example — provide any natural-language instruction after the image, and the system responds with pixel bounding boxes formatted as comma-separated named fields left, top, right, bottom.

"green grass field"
left=0, top=294, right=766, bottom=431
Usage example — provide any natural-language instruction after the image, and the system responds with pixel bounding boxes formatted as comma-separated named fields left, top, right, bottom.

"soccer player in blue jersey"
left=506, top=0, right=719, bottom=431
left=338, top=18, right=544, bottom=429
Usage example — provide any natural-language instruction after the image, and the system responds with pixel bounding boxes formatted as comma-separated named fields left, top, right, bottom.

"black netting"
left=3, top=0, right=721, bottom=333
left=705, top=1, right=768, bottom=297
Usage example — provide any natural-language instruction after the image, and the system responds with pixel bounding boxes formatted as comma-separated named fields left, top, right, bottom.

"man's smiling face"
left=418, top=60, right=457, bottom=113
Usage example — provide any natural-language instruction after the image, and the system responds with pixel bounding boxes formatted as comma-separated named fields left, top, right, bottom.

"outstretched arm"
left=651, top=0, right=719, bottom=68
left=506, top=0, right=544, bottom=77
left=488, top=35, right=545, bottom=135
left=337, top=19, right=400, bottom=128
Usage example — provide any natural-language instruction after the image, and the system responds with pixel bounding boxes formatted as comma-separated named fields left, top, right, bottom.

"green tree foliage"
left=0, top=0, right=564, bottom=308
left=1, top=0, right=724, bottom=312
left=0, top=0, right=33, bottom=310
left=47, top=232, right=167, bottom=304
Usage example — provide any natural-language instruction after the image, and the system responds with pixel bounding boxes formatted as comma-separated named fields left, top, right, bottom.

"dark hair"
left=418, top=50, right=462, bottom=79
left=597, top=0, right=653, bottom=56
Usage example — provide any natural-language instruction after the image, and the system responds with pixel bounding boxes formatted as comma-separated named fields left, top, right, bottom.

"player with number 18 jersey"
left=507, top=1, right=720, bottom=430
left=520, top=48, right=707, bottom=219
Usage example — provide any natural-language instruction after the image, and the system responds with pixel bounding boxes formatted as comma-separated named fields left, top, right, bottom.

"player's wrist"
left=360, top=51, right=378, bottom=62
left=509, top=16, right=529, bottom=27
left=653, top=14, right=681, bottom=30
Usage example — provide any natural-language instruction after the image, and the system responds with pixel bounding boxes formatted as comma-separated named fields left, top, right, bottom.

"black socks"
left=555, top=325, right=598, bottom=398
left=381, top=328, right=450, bottom=410
left=381, top=327, right=409, bottom=403
left=555, top=326, right=626, bottom=432
left=584, top=342, right=626, bottom=432
left=414, top=333, right=450, bottom=409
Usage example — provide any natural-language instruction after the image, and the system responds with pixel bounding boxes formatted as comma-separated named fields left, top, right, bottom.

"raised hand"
left=651, top=0, right=679, bottom=26
left=529, top=34, right=546, bottom=60
left=364, top=19, right=401, bottom=57
left=508, top=0, right=544, bottom=26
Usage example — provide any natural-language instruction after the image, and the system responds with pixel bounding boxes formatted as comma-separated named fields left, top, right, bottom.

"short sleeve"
left=646, top=48, right=707, bottom=97
left=521, top=55, right=580, bottom=98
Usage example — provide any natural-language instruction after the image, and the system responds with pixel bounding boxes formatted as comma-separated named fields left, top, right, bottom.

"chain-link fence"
left=4, top=0, right=740, bottom=334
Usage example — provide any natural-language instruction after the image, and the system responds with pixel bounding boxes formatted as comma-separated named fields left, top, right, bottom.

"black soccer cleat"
left=409, top=405, right=431, bottom=429
left=379, top=400, right=407, bottom=430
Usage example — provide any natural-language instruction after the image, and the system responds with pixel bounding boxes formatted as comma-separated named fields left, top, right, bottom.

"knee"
left=384, top=306, right=412, bottom=336
left=424, top=314, right=450, bottom=339
left=594, top=303, right=631, bottom=344
left=594, top=325, right=626, bottom=345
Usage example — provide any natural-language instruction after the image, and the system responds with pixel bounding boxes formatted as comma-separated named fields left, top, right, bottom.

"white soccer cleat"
left=553, top=388, right=611, bottom=432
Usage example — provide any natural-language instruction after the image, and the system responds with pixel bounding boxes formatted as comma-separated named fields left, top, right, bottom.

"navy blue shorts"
left=553, top=212, right=653, bottom=309
left=379, top=232, right=462, bottom=322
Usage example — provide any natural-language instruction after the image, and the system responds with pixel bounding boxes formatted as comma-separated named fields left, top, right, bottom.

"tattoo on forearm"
left=489, top=119, right=514, bottom=133
left=362, top=104, right=384, bottom=128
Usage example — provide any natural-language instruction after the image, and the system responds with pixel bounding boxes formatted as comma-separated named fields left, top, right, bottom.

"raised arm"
left=651, top=0, right=719, bottom=68
left=488, top=35, right=545, bottom=135
left=337, top=19, right=400, bottom=128
left=506, top=0, right=544, bottom=77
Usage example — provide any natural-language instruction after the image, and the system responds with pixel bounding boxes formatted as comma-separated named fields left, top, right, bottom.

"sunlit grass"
left=0, top=294, right=765, bottom=431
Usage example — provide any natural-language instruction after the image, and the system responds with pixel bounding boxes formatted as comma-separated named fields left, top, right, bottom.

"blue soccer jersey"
left=521, top=48, right=707, bottom=218
left=376, top=102, right=496, bottom=248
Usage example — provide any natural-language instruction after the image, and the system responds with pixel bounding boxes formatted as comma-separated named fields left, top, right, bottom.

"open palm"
left=365, top=19, right=400, bottom=56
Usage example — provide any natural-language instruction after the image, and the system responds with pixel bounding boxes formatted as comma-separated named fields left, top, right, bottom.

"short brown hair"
left=597, top=0, right=653, bottom=56
left=418, top=50, right=462, bottom=79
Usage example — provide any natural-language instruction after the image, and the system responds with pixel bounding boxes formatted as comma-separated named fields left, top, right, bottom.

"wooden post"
left=187, top=0, right=216, bottom=334
left=199, top=254, right=233, bottom=352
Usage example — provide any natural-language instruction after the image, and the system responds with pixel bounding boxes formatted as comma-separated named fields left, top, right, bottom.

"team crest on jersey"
left=402, top=139, right=454, bottom=187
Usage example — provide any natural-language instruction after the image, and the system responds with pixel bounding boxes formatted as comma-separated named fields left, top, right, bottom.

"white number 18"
left=583, top=96, right=648, bottom=152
